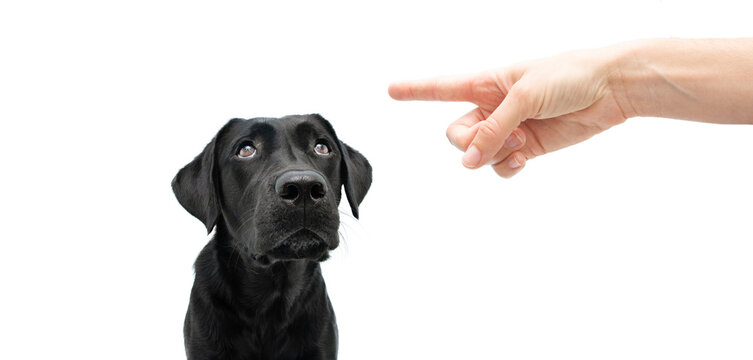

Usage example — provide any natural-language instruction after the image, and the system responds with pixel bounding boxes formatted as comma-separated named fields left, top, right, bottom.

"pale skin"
left=388, top=38, right=753, bottom=178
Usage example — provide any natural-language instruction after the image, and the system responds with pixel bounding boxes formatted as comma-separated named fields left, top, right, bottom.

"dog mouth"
left=267, top=229, right=330, bottom=260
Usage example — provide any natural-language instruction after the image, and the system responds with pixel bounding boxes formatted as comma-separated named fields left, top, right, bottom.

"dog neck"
left=193, top=224, right=326, bottom=317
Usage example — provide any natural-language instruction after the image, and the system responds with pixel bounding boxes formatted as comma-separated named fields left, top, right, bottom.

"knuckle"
left=511, top=81, right=532, bottom=99
left=445, top=125, right=466, bottom=150
left=477, top=121, right=501, bottom=140
left=509, top=82, right=536, bottom=112
left=468, top=77, right=488, bottom=101
left=445, top=126, right=455, bottom=143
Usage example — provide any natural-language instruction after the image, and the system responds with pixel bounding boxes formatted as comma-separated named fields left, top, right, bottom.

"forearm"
left=610, top=38, right=753, bottom=124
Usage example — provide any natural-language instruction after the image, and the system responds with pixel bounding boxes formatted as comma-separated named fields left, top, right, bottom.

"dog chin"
left=265, top=229, right=332, bottom=262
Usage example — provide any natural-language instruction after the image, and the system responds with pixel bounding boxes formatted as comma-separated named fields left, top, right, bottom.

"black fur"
left=172, top=114, right=371, bottom=360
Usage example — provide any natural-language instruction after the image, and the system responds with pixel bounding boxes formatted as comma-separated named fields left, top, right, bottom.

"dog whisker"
left=337, top=209, right=357, bottom=222
left=232, top=244, right=242, bottom=271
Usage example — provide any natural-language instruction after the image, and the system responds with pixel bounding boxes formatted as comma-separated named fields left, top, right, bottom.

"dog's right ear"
left=171, top=137, right=220, bottom=234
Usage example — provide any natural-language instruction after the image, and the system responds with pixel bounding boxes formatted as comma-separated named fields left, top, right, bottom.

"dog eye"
left=314, top=142, right=330, bottom=155
left=237, top=144, right=257, bottom=158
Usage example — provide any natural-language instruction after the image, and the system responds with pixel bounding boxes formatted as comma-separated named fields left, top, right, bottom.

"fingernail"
left=462, top=146, right=481, bottom=168
left=508, top=154, right=523, bottom=169
left=504, top=132, right=522, bottom=149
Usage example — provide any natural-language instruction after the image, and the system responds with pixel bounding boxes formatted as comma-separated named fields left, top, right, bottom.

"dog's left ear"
left=338, top=141, right=372, bottom=219
left=312, top=114, right=372, bottom=219
left=171, top=137, right=220, bottom=234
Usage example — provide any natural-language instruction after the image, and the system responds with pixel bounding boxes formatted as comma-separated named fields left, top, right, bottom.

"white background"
left=1, top=1, right=752, bottom=359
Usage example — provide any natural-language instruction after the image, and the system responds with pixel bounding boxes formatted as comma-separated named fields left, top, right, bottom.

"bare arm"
left=614, top=38, right=753, bottom=124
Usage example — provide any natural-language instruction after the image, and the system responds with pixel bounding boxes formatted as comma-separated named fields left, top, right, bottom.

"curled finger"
left=491, top=151, right=527, bottom=178
left=462, top=86, right=533, bottom=169
left=446, top=107, right=485, bottom=151
left=487, top=128, right=526, bottom=165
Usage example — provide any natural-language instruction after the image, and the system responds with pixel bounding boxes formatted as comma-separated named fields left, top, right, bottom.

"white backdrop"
left=1, top=1, right=752, bottom=359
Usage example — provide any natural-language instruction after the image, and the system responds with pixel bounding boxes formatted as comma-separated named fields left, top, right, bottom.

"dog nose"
left=275, top=170, right=328, bottom=203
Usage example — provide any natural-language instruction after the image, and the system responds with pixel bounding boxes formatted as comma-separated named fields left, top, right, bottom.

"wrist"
left=605, top=39, right=658, bottom=119
left=604, top=41, right=640, bottom=119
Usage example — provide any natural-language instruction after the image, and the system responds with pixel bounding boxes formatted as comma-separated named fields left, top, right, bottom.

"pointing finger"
left=388, top=75, right=478, bottom=102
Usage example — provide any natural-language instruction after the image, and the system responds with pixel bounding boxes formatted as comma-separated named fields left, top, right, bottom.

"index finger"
left=388, top=75, right=478, bottom=102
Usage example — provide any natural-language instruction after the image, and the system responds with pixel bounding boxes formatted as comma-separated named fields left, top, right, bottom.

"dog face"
left=172, top=114, right=371, bottom=263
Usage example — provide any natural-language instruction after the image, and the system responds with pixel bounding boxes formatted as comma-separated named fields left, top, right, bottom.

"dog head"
left=172, top=114, right=371, bottom=263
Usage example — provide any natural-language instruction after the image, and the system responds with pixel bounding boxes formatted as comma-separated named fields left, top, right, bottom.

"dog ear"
left=310, top=114, right=372, bottom=218
left=338, top=141, right=372, bottom=219
left=172, top=137, right=220, bottom=234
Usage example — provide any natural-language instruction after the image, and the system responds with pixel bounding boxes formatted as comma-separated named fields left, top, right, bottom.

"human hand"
left=388, top=47, right=630, bottom=178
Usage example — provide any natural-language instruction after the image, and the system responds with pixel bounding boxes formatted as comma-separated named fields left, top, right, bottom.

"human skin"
left=388, top=38, right=753, bottom=178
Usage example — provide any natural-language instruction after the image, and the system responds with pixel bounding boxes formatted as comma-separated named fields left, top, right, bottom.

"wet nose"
left=275, top=170, right=328, bottom=203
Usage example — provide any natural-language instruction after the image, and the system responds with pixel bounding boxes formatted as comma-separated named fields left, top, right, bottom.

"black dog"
left=172, top=114, right=371, bottom=360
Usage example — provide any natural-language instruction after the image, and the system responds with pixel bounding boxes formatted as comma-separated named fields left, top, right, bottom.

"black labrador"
left=172, top=114, right=371, bottom=360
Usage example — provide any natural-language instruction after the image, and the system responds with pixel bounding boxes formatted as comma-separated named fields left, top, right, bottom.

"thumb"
left=462, top=88, right=533, bottom=169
